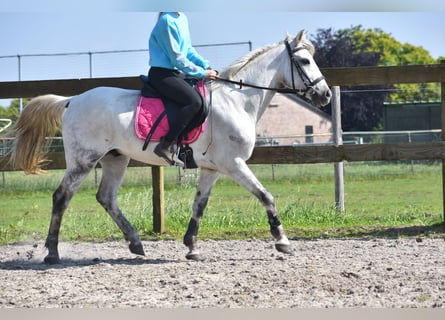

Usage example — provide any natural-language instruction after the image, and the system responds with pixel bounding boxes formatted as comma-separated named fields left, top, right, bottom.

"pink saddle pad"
left=134, top=83, right=206, bottom=144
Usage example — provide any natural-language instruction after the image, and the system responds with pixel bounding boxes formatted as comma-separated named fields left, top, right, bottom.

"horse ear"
left=285, top=32, right=292, bottom=42
left=295, top=29, right=306, bottom=47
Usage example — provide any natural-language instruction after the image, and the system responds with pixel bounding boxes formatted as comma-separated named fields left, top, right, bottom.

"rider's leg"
left=148, top=67, right=202, bottom=162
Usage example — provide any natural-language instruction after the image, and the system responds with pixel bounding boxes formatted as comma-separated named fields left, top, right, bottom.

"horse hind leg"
left=96, top=152, right=145, bottom=256
left=183, top=168, right=220, bottom=260
left=44, top=166, right=92, bottom=264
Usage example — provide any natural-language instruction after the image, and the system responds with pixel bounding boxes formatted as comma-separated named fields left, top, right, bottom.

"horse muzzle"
left=309, top=85, right=332, bottom=107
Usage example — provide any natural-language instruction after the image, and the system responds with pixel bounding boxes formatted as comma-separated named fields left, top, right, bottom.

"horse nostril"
left=326, top=89, right=332, bottom=98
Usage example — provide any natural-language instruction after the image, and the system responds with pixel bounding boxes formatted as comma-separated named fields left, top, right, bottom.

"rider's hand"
left=205, top=69, right=219, bottom=80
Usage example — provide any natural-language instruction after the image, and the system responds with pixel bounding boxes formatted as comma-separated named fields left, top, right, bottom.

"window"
left=305, top=125, right=313, bottom=144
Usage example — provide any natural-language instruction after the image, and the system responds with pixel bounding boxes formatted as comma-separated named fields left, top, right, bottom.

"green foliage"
left=0, top=99, right=24, bottom=122
left=351, top=27, right=437, bottom=66
left=351, top=27, right=440, bottom=103
left=0, top=99, right=29, bottom=135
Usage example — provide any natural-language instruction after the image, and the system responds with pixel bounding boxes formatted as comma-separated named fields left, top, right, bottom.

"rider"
left=148, top=12, right=218, bottom=165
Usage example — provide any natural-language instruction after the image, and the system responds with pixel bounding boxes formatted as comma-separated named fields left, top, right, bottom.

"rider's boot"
left=154, top=138, right=184, bottom=166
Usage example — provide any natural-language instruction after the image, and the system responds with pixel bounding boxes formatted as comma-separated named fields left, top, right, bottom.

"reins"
left=215, top=77, right=300, bottom=95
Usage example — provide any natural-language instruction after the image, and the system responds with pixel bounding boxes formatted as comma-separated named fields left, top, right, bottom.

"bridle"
left=284, top=40, right=325, bottom=96
left=215, top=40, right=325, bottom=97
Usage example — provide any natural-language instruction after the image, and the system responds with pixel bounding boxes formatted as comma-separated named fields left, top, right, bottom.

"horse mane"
left=218, top=43, right=280, bottom=80
left=217, top=33, right=315, bottom=81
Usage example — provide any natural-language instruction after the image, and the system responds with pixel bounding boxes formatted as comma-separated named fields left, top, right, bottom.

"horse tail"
left=9, top=94, right=70, bottom=174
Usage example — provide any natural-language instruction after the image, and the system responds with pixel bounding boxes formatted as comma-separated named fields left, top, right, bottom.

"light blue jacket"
left=149, top=12, right=210, bottom=78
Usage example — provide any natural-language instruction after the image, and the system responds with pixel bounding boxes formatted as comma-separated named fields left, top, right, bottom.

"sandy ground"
left=1, top=238, right=444, bottom=308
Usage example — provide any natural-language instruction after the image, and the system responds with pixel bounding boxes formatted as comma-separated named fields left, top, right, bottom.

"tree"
left=0, top=100, right=20, bottom=121
left=311, top=25, right=441, bottom=131
left=311, top=27, right=391, bottom=131
left=352, top=27, right=440, bottom=103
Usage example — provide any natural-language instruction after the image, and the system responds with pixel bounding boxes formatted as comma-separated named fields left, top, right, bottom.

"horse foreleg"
left=183, top=168, right=219, bottom=260
left=96, top=154, right=144, bottom=256
left=227, top=159, right=292, bottom=254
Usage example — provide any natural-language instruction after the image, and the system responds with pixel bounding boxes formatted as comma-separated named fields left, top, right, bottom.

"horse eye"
left=298, top=58, right=310, bottom=65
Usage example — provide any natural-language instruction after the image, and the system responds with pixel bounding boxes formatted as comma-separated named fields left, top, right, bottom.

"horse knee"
left=193, top=193, right=209, bottom=218
left=96, top=190, right=114, bottom=211
left=259, top=190, right=275, bottom=207
left=96, top=192, right=106, bottom=207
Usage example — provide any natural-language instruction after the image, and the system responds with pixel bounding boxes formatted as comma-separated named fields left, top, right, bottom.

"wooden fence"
left=1, top=63, right=445, bottom=232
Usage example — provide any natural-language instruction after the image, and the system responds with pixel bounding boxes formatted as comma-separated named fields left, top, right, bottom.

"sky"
left=0, top=0, right=444, bottom=106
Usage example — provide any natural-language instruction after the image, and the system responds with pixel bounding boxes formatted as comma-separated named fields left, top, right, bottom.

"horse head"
left=282, top=30, right=331, bottom=107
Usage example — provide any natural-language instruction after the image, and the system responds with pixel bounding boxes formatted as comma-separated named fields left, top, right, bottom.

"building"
left=256, top=93, right=333, bottom=145
left=382, top=101, right=441, bottom=143
left=383, top=101, right=441, bottom=131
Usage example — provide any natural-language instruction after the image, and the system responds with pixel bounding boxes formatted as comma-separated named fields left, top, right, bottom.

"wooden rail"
left=1, top=64, right=445, bottom=99
left=322, top=64, right=445, bottom=86
left=2, top=141, right=445, bottom=171
left=0, top=155, right=155, bottom=171
left=249, top=142, right=445, bottom=164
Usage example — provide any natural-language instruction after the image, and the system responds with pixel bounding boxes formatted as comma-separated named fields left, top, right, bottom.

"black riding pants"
left=148, top=67, right=202, bottom=142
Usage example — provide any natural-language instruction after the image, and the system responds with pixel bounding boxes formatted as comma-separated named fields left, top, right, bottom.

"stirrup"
left=171, top=145, right=185, bottom=167
left=172, top=155, right=185, bottom=167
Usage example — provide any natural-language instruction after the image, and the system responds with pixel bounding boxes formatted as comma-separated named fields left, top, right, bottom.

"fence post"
left=151, top=166, right=165, bottom=233
left=331, top=86, right=345, bottom=212
left=441, top=60, right=445, bottom=228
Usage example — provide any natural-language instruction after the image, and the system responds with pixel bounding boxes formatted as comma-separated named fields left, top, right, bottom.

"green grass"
left=0, top=162, right=444, bottom=245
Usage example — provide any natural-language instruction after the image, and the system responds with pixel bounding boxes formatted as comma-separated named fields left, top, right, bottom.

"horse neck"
left=225, top=45, right=286, bottom=121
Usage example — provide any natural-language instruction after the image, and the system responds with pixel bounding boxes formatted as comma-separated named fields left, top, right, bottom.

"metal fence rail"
left=0, top=42, right=252, bottom=82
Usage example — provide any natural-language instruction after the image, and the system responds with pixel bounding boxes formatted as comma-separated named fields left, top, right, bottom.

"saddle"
left=136, top=75, right=209, bottom=168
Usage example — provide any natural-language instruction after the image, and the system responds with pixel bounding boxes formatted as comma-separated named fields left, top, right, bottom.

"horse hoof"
left=129, top=243, right=145, bottom=256
left=185, top=250, right=204, bottom=261
left=275, top=243, right=293, bottom=255
left=44, top=255, right=60, bottom=265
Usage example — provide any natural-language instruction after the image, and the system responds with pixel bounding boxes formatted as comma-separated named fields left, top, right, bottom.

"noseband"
left=284, top=40, right=325, bottom=95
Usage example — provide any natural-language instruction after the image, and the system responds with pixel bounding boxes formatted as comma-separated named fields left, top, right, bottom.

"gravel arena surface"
left=1, top=238, right=445, bottom=308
